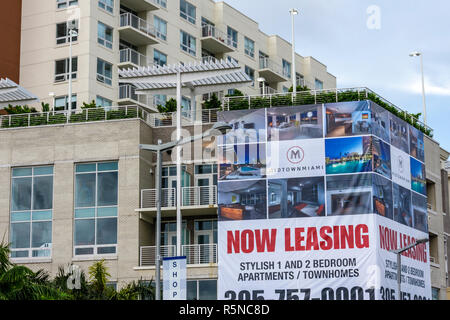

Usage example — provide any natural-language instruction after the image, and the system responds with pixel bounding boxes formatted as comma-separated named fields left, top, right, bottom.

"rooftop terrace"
left=0, top=87, right=433, bottom=137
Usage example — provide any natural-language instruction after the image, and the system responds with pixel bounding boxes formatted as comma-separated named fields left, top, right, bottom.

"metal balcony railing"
left=145, top=108, right=219, bottom=127
left=141, top=188, right=176, bottom=208
left=139, top=244, right=217, bottom=266
left=259, top=57, right=285, bottom=77
left=222, top=87, right=433, bottom=137
left=119, top=84, right=153, bottom=107
left=141, top=186, right=217, bottom=209
left=120, top=12, right=156, bottom=38
left=119, top=48, right=152, bottom=68
left=201, top=25, right=235, bottom=49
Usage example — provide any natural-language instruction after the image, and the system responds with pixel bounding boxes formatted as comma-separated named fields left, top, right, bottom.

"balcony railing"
left=259, top=57, right=285, bottom=77
left=120, top=12, right=156, bottom=38
left=119, top=84, right=154, bottom=108
left=119, top=48, right=152, bottom=68
left=139, top=244, right=217, bottom=266
left=201, top=25, right=235, bottom=51
left=145, top=108, right=219, bottom=127
left=222, top=87, right=434, bottom=137
left=141, top=185, right=217, bottom=209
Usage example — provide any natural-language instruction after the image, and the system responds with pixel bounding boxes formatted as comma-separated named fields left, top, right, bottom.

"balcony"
left=258, top=57, right=289, bottom=83
left=139, top=186, right=217, bottom=216
left=201, top=25, right=235, bottom=54
left=119, top=13, right=158, bottom=46
left=119, top=48, right=152, bottom=69
left=118, top=84, right=156, bottom=111
left=120, top=0, right=161, bottom=12
left=139, top=244, right=217, bottom=266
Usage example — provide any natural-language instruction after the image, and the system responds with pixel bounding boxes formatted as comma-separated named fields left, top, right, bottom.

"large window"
left=156, top=0, right=167, bottom=8
left=154, top=49, right=167, bottom=67
left=180, top=30, right=196, bottom=56
left=282, top=59, right=291, bottom=79
left=180, top=0, right=196, bottom=24
left=10, top=166, right=54, bottom=259
left=55, top=57, right=78, bottom=82
left=57, top=0, right=78, bottom=9
left=154, top=16, right=167, bottom=41
left=98, top=22, right=113, bottom=49
left=244, top=37, right=255, bottom=58
left=98, top=0, right=114, bottom=13
left=227, top=26, right=238, bottom=48
left=74, top=162, right=118, bottom=256
left=97, top=58, right=113, bottom=85
left=56, top=20, right=78, bottom=45
left=55, top=94, right=77, bottom=111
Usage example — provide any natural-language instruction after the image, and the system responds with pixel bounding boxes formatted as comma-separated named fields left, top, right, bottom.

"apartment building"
left=0, top=0, right=22, bottom=83
left=19, top=0, right=336, bottom=114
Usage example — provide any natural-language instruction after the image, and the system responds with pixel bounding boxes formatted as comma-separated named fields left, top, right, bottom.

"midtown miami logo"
left=267, top=139, right=325, bottom=178
left=287, top=146, right=304, bottom=164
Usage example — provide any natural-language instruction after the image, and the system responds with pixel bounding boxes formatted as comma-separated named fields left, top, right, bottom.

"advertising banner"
left=163, top=256, right=187, bottom=300
left=217, top=101, right=430, bottom=300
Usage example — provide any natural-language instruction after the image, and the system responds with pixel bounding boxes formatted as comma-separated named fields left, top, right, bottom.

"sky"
left=217, top=0, right=450, bottom=153
left=326, top=136, right=363, bottom=158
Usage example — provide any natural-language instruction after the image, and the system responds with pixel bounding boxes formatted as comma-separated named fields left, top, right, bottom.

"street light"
left=68, top=28, right=78, bottom=118
left=391, top=237, right=429, bottom=300
left=409, top=51, right=427, bottom=125
left=139, top=121, right=232, bottom=300
left=289, top=8, right=299, bottom=98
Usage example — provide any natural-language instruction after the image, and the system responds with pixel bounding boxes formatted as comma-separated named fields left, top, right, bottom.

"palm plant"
left=0, top=242, right=69, bottom=300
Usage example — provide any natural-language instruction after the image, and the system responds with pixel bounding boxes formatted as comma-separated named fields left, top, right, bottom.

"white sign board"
left=163, top=256, right=187, bottom=300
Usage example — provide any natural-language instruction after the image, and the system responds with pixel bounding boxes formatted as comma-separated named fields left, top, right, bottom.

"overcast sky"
left=218, top=0, right=450, bottom=152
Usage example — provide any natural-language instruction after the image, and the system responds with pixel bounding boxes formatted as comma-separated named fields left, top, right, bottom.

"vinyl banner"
left=217, top=101, right=431, bottom=300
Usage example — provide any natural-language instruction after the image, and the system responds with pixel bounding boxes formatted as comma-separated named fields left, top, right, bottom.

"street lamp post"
left=391, top=238, right=429, bottom=300
left=140, top=122, right=232, bottom=300
left=409, top=51, right=427, bottom=125
left=68, top=28, right=78, bottom=118
left=289, top=8, right=299, bottom=99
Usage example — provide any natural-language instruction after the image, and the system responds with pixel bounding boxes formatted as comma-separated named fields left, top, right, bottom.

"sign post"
left=163, top=256, right=187, bottom=300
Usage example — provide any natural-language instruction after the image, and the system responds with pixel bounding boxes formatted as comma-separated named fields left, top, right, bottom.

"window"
left=154, top=49, right=167, bottom=67
left=180, top=0, right=196, bottom=24
left=161, top=221, right=188, bottom=246
left=96, top=96, right=112, bottom=108
left=245, top=66, right=255, bottom=86
left=296, top=72, right=304, bottom=86
left=97, top=58, right=113, bottom=85
left=56, top=20, right=78, bottom=45
left=57, top=0, right=78, bottom=9
left=187, top=280, right=217, bottom=300
left=161, top=165, right=189, bottom=189
left=432, top=287, right=439, bottom=300
left=55, top=57, right=78, bottom=82
left=180, top=31, right=196, bottom=56
left=259, top=51, right=269, bottom=69
left=227, top=26, right=238, bottom=48
left=226, top=56, right=238, bottom=65
left=282, top=59, right=291, bottom=79
left=98, top=22, right=113, bottom=49
left=74, top=162, right=118, bottom=256
left=10, top=166, right=54, bottom=259
left=195, top=164, right=218, bottom=186
left=244, top=37, right=255, bottom=58
left=155, top=0, right=167, bottom=8
left=181, top=96, right=191, bottom=118
left=55, top=94, right=77, bottom=111
left=153, top=94, right=167, bottom=107
left=282, top=86, right=289, bottom=93
left=315, top=78, right=323, bottom=90
left=154, top=16, right=167, bottom=41
left=98, top=0, right=114, bottom=13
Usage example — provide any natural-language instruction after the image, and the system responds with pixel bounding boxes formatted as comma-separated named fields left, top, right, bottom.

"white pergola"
left=0, top=78, right=39, bottom=108
left=118, top=59, right=252, bottom=256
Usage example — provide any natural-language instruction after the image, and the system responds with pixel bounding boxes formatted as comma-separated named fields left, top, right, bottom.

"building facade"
left=19, top=0, right=336, bottom=114
left=0, top=0, right=22, bottom=83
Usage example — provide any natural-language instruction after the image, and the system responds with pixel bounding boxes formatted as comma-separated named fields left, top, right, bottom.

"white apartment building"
left=19, top=0, right=336, bottom=114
